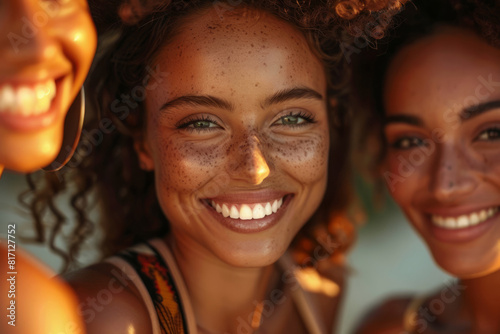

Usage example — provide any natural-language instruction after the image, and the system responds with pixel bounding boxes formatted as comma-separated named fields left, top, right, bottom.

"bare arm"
left=64, top=262, right=153, bottom=334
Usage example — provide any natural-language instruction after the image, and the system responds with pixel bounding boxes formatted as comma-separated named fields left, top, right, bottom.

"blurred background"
left=0, top=170, right=451, bottom=334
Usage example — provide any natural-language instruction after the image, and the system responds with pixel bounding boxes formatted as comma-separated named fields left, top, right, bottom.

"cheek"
left=384, top=151, right=427, bottom=203
left=152, top=137, right=228, bottom=195
left=267, top=131, right=329, bottom=183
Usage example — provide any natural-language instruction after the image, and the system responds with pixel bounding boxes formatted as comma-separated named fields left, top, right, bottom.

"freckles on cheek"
left=155, top=140, right=226, bottom=192
left=270, top=134, right=329, bottom=182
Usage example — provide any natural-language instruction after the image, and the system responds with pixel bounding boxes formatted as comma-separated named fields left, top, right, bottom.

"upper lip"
left=424, top=204, right=499, bottom=218
left=204, top=190, right=291, bottom=205
left=0, top=62, right=71, bottom=86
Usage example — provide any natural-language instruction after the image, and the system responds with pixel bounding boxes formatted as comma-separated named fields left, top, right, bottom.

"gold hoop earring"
left=42, top=88, right=85, bottom=172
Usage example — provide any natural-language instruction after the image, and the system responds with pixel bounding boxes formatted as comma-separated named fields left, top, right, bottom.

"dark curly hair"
left=351, top=0, right=500, bottom=183
left=24, top=0, right=409, bottom=271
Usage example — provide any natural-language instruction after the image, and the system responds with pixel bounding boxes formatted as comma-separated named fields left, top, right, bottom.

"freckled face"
left=0, top=0, right=96, bottom=172
left=383, top=28, right=500, bottom=278
left=137, top=8, right=329, bottom=267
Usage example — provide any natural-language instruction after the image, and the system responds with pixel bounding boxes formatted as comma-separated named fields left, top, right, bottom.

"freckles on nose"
left=226, top=136, right=271, bottom=183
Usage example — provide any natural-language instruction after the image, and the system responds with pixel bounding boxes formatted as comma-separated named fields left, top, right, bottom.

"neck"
left=461, top=269, right=500, bottom=332
left=167, top=235, right=278, bottom=333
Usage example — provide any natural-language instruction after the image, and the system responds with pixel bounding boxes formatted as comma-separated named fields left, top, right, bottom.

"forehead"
left=384, top=28, right=500, bottom=116
left=147, top=7, right=326, bottom=102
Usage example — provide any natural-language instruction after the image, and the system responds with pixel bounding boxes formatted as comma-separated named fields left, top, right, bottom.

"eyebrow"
left=263, top=87, right=324, bottom=107
left=461, top=100, right=500, bottom=121
left=384, top=114, right=423, bottom=127
left=159, top=87, right=324, bottom=112
left=384, top=100, right=500, bottom=127
left=160, top=95, right=234, bottom=112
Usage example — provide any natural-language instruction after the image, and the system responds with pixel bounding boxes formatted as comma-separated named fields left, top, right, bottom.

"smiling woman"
left=0, top=1, right=97, bottom=333
left=24, top=0, right=407, bottom=333
left=352, top=0, right=500, bottom=333
left=0, top=0, right=96, bottom=173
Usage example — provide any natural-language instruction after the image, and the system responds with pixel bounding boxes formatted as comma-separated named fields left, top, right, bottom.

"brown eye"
left=477, top=128, right=500, bottom=141
left=392, top=137, right=424, bottom=149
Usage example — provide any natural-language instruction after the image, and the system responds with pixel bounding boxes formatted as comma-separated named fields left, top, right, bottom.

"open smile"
left=426, top=205, right=500, bottom=243
left=209, top=197, right=284, bottom=220
left=430, top=206, right=498, bottom=230
left=0, top=77, right=66, bottom=131
left=202, top=194, right=293, bottom=233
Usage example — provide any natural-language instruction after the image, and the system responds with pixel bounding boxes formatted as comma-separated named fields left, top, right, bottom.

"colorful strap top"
left=105, top=239, right=197, bottom=333
left=105, top=238, right=330, bottom=334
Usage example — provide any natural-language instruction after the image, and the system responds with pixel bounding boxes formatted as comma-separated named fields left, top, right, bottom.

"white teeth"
left=0, top=80, right=56, bottom=116
left=0, top=85, right=15, bottom=112
left=456, top=216, right=468, bottom=228
left=272, top=200, right=278, bottom=213
left=444, top=217, right=456, bottom=229
left=240, top=205, right=253, bottom=220
left=252, top=204, right=265, bottom=219
left=222, top=204, right=230, bottom=218
left=230, top=206, right=240, bottom=219
left=210, top=197, right=285, bottom=220
left=264, top=203, right=272, bottom=216
left=479, top=210, right=487, bottom=221
left=431, top=207, right=498, bottom=230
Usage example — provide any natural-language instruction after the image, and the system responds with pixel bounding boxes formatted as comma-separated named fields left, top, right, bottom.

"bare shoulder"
left=301, top=259, right=348, bottom=329
left=353, top=295, right=414, bottom=334
left=64, top=261, right=153, bottom=334
left=0, top=245, right=85, bottom=334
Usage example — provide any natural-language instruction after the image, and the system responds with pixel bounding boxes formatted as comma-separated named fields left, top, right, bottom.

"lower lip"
left=428, top=210, right=499, bottom=243
left=0, top=78, right=64, bottom=132
left=203, top=195, right=292, bottom=234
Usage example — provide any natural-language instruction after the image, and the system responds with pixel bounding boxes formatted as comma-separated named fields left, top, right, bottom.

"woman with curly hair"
left=0, top=1, right=96, bottom=333
left=27, top=0, right=406, bottom=333
left=352, top=0, right=500, bottom=333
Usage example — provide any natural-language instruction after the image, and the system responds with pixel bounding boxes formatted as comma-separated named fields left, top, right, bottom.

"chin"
left=432, top=249, right=500, bottom=279
left=215, top=239, right=289, bottom=268
left=0, top=142, right=60, bottom=173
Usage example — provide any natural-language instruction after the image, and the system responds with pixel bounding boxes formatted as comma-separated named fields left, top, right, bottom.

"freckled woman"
left=28, top=1, right=406, bottom=333
left=353, top=0, right=500, bottom=333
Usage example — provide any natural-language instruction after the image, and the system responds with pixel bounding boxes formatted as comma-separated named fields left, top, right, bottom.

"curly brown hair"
left=24, top=0, right=408, bottom=271
left=351, top=0, right=500, bottom=184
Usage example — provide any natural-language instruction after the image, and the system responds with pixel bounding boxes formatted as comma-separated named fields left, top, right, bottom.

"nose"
left=228, top=134, right=271, bottom=185
left=2, top=1, right=59, bottom=64
left=430, top=144, right=477, bottom=202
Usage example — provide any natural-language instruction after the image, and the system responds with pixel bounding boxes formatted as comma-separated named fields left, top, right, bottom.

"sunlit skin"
left=0, top=244, right=85, bottom=334
left=379, top=27, right=500, bottom=332
left=0, top=1, right=96, bottom=334
left=0, top=0, right=97, bottom=174
left=132, top=7, right=332, bottom=332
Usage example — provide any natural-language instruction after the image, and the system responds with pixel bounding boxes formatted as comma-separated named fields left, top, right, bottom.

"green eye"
left=177, top=115, right=222, bottom=133
left=190, top=120, right=216, bottom=128
left=274, top=111, right=315, bottom=127
left=281, top=115, right=304, bottom=125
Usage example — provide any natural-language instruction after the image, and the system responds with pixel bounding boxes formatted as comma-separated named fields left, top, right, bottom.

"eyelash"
left=176, top=110, right=316, bottom=133
left=176, top=115, right=222, bottom=133
left=389, top=136, right=425, bottom=150
left=390, top=126, right=500, bottom=149
left=476, top=127, right=500, bottom=141
left=273, top=110, right=316, bottom=128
